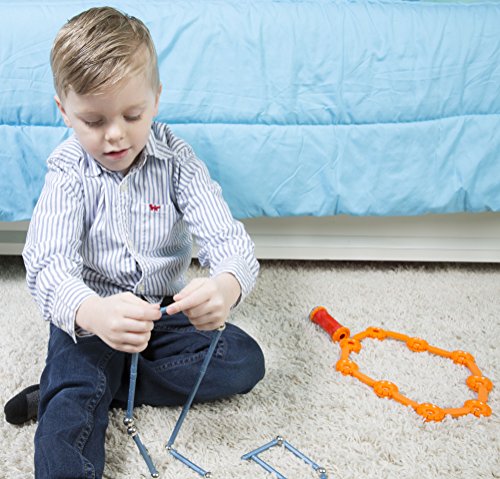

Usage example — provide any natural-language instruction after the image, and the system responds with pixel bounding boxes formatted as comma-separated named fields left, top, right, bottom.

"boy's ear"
left=54, top=95, right=72, bottom=128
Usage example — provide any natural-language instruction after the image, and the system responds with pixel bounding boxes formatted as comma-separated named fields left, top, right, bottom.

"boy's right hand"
left=75, top=292, right=162, bottom=353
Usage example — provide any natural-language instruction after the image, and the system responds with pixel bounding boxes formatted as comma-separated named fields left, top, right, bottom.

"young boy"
left=4, top=6, right=265, bottom=478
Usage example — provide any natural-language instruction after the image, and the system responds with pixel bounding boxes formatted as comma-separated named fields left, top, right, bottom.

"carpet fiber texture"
left=0, top=256, right=498, bottom=478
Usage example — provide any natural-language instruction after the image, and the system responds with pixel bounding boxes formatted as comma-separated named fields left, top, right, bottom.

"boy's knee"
left=241, top=338, right=265, bottom=393
left=246, top=335, right=265, bottom=377
left=222, top=327, right=265, bottom=393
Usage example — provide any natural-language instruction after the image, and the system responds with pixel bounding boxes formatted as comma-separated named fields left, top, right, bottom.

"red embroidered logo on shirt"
left=149, top=204, right=161, bottom=212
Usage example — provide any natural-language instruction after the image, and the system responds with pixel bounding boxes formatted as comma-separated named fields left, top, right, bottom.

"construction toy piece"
left=310, top=306, right=493, bottom=422
left=309, top=306, right=350, bottom=342
left=241, top=436, right=328, bottom=479
left=124, top=305, right=224, bottom=477
left=125, top=352, right=159, bottom=477
left=165, top=322, right=225, bottom=478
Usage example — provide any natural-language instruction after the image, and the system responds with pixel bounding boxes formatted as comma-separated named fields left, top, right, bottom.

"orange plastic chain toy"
left=309, top=306, right=493, bottom=422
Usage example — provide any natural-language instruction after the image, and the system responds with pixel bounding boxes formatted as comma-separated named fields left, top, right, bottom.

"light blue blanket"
left=1, top=0, right=499, bottom=221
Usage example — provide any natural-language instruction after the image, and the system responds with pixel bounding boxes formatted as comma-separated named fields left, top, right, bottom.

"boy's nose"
left=105, top=123, right=124, bottom=142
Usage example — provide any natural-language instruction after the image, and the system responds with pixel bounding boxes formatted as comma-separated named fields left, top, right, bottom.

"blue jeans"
left=34, top=311, right=265, bottom=478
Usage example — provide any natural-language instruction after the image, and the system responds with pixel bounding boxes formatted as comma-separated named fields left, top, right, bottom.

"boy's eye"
left=83, top=119, right=103, bottom=128
left=125, top=115, right=142, bottom=122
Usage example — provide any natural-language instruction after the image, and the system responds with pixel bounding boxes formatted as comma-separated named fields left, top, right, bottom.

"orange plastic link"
left=406, top=338, right=429, bottom=352
left=466, top=375, right=493, bottom=393
left=451, top=350, right=475, bottom=365
left=335, top=359, right=359, bottom=376
left=365, top=327, right=387, bottom=340
left=339, top=337, right=362, bottom=354
left=373, top=381, right=398, bottom=398
left=310, top=306, right=494, bottom=422
left=415, top=403, right=446, bottom=422
left=464, top=400, right=492, bottom=418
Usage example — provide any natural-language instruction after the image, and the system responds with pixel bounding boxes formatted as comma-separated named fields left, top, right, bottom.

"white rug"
left=0, top=256, right=498, bottom=479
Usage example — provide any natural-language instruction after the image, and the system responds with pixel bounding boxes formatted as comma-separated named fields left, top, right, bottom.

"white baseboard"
left=241, top=213, right=500, bottom=262
left=0, top=221, right=29, bottom=255
left=1, top=213, right=499, bottom=262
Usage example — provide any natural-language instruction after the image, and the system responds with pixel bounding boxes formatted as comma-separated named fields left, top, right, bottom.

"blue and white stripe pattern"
left=23, top=122, right=259, bottom=341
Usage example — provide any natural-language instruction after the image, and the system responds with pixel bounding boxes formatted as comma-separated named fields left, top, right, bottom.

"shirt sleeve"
left=172, top=145, right=259, bottom=303
left=22, top=158, right=97, bottom=341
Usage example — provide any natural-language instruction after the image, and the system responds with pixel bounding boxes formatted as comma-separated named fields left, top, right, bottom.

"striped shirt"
left=23, top=122, right=259, bottom=341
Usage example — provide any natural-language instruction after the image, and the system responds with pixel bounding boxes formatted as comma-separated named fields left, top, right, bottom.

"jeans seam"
left=214, top=336, right=226, bottom=359
left=153, top=325, right=202, bottom=333
left=73, top=349, right=115, bottom=478
left=83, top=458, right=96, bottom=479
left=154, top=349, right=206, bottom=371
left=153, top=336, right=226, bottom=371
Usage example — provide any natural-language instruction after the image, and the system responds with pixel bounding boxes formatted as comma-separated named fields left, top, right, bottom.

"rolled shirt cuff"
left=52, top=277, right=98, bottom=342
left=211, top=255, right=257, bottom=308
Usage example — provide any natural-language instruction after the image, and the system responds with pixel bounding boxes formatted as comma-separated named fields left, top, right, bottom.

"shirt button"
left=120, top=183, right=128, bottom=192
left=137, top=284, right=145, bottom=293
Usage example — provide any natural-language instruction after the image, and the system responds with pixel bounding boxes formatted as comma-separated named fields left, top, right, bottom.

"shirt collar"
left=145, top=123, right=175, bottom=161
left=83, top=150, right=104, bottom=178
left=144, top=127, right=159, bottom=159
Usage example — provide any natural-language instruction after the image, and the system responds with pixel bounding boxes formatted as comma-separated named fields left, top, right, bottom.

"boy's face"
left=55, top=72, right=161, bottom=174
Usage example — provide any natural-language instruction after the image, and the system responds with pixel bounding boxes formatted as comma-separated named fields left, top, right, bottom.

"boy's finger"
left=165, top=298, right=188, bottom=315
left=121, top=293, right=161, bottom=318
left=124, top=303, right=162, bottom=321
left=123, top=292, right=160, bottom=309
left=122, top=318, right=155, bottom=333
left=173, top=278, right=205, bottom=301
left=166, top=290, right=207, bottom=316
left=167, top=279, right=207, bottom=314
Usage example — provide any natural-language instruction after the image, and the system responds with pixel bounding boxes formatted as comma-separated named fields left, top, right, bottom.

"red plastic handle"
left=310, top=306, right=350, bottom=342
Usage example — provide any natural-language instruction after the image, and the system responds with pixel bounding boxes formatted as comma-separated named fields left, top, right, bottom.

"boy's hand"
left=166, top=273, right=241, bottom=330
left=76, top=292, right=161, bottom=353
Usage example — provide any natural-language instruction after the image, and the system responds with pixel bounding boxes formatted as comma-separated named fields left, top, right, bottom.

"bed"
left=1, top=0, right=499, bottom=260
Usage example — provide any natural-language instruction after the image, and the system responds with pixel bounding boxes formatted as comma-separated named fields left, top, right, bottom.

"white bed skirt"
left=1, top=213, right=499, bottom=262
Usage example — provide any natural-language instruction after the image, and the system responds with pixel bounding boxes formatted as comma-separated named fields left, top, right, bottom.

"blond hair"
left=50, top=7, right=160, bottom=98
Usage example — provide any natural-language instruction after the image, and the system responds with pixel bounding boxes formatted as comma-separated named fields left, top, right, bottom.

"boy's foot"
left=4, top=384, right=40, bottom=425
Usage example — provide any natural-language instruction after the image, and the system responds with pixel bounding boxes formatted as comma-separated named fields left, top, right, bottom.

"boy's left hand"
left=166, top=273, right=241, bottom=330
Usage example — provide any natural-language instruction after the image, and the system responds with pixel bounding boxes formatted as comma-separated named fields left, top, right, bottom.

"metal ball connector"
left=204, top=473, right=212, bottom=478
left=151, top=473, right=159, bottom=478
left=317, top=467, right=327, bottom=475
left=217, top=323, right=226, bottom=331
left=276, top=436, right=284, bottom=446
left=123, top=416, right=133, bottom=426
left=126, top=425, right=137, bottom=437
